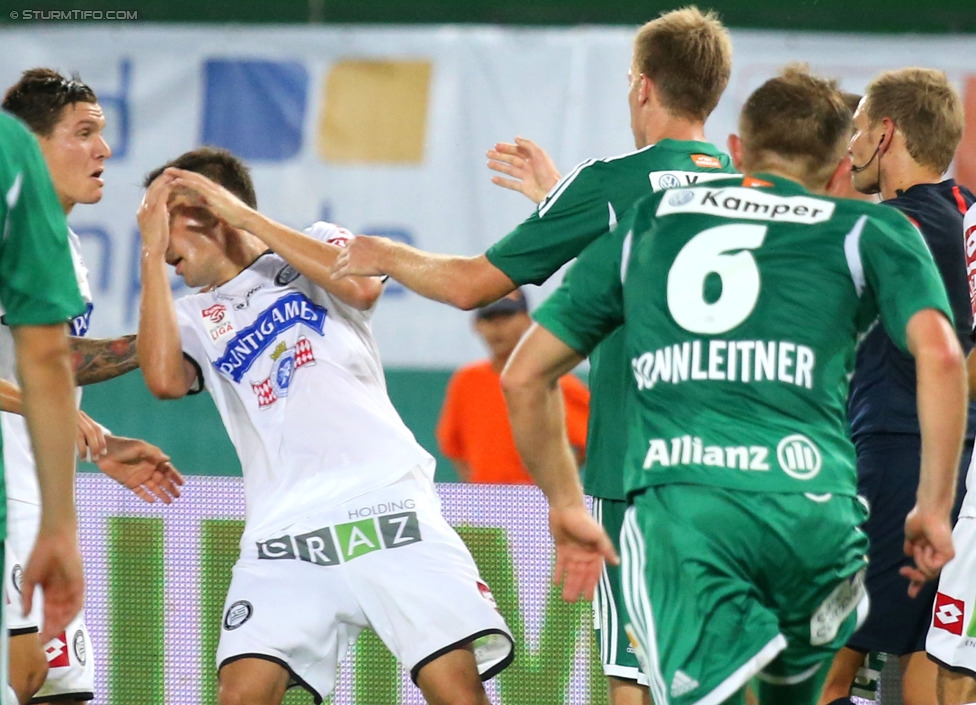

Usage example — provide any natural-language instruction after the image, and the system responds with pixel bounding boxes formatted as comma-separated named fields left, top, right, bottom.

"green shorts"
left=592, top=497, right=647, bottom=684
left=621, top=485, right=869, bottom=705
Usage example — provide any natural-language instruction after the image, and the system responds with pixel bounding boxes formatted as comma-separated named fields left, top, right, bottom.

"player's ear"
left=727, top=134, right=745, bottom=171
left=825, top=154, right=854, bottom=197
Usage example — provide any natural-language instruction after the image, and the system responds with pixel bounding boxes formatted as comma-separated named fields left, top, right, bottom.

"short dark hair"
left=2, top=68, right=97, bottom=137
left=144, top=146, right=257, bottom=209
left=739, top=65, right=851, bottom=186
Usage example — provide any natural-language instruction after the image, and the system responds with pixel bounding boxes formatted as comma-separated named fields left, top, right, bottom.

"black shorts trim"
left=219, top=653, right=323, bottom=705
left=409, top=628, right=515, bottom=685
left=28, top=692, right=94, bottom=704
left=927, top=652, right=976, bottom=679
left=9, top=627, right=39, bottom=637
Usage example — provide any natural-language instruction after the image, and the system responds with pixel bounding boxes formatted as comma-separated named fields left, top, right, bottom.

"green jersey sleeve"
left=486, top=160, right=617, bottom=286
left=0, top=114, right=84, bottom=326
left=534, top=213, right=631, bottom=355
left=859, top=210, right=953, bottom=351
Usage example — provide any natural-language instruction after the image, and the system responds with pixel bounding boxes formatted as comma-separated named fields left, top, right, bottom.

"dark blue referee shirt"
left=848, top=179, right=976, bottom=441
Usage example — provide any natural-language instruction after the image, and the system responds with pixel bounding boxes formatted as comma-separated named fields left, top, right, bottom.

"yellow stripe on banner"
left=317, top=60, right=431, bottom=164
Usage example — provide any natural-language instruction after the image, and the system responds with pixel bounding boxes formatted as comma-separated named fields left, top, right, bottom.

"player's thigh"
left=621, top=487, right=867, bottom=705
left=414, top=644, right=489, bottom=705
left=621, top=488, right=785, bottom=705
left=758, top=492, right=869, bottom=684
left=936, top=665, right=976, bottom=705
left=7, top=631, right=46, bottom=703
left=850, top=434, right=968, bottom=655
left=592, top=497, right=647, bottom=686
left=218, top=657, right=290, bottom=705
left=349, top=477, right=513, bottom=685
left=216, top=555, right=363, bottom=703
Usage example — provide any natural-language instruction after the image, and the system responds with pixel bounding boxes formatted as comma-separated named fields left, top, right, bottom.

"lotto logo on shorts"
left=934, top=592, right=966, bottom=636
left=44, top=632, right=71, bottom=668
left=256, top=511, right=422, bottom=566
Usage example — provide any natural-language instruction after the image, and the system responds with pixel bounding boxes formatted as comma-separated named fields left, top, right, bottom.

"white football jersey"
left=174, top=222, right=433, bottom=539
left=964, top=202, right=976, bottom=517
left=1, top=228, right=93, bottom=505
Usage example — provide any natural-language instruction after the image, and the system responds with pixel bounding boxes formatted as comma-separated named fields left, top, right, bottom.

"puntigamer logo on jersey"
left=656, top=186, right=835, bottom=223
left=251, top=337, right=317, bottom=408
left=213, top=292, right=327, bottom=382
left=642, top=432, right=822, bottom=479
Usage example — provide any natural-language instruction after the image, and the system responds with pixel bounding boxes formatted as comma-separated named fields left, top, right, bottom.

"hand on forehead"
left=167, top=188, right=218, bottom=227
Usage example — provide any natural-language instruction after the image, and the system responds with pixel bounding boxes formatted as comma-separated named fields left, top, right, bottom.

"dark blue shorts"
left=846, top=433, right=971, bottom=655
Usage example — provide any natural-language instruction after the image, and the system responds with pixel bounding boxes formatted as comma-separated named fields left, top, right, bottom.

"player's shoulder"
left=452, top=359, right=494, bottom=380
left=303, top=220, right=354, bottom=247
left=175, top=290, right=222, bottom=322
left=0, top=112, right=34, bottom=149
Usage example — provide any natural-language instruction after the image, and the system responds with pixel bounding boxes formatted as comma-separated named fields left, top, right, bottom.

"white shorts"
left=927, top=515, right=976, bottom=676
left=216, top=471, right=514, bottom=701
left=4, top=499, right=95, bottom=702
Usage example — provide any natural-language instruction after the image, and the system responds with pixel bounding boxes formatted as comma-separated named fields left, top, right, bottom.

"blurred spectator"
left=437, top=289, right=589, bottom=483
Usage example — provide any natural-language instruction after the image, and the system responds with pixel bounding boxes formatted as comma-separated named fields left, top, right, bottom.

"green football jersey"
left=0, top=112, right=84, bottom=532
left=536, top=175, right=953, bottom=497
left=486, top=140, right=735, bottom=499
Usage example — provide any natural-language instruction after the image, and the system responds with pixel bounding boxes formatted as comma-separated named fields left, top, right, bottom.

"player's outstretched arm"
left=487, top=136, right=562, bottom=204
left=333, top=240, right=517, bottom=311
left=137, top=173, right=197, bottom=399
left=70, top=334, right=138, bottom=385
left=165, top=168, right=381, bottom=311
left=901, top=308, right=966, bottom=597
left=0, top=384, right=109, bottom=461
left=501, top=323, right=618, bottom=601
left=13, top=324, right=84, bottom=640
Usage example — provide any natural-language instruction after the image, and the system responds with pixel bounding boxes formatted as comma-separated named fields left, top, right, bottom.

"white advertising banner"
left=1, top=25, right=974, bottom=366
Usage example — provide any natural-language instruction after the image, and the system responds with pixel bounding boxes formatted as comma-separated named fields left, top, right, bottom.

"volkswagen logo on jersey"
left=251, top=337, right=317, bottom=408
left=657, top=173, right=682, bottom=190
left=667, top=189, right=695, bottom=207
left=223, top=600, right=253, bottom=630
left=69, top=302, right=94, bottom=337
left=274, top=264, right=300, bottom=286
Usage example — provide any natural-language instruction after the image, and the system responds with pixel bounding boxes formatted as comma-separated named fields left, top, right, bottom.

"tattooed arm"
left=70, top=334, right=138, bottom=385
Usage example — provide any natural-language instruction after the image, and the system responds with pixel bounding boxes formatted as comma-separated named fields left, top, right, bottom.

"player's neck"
left=879, top=157, right=943, bottom=200
left=213, top=232, right=268, bottom=286
left=641, top=117, right=707, bottom=148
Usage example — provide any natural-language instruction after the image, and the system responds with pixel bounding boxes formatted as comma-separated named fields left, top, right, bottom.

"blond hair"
left=632, top=6, right=732, bottom=121
left=864, top=68, right=963, bottom=173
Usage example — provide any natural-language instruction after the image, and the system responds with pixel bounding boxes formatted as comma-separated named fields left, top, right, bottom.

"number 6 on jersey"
left=666, top=224, right=767, bottom=334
